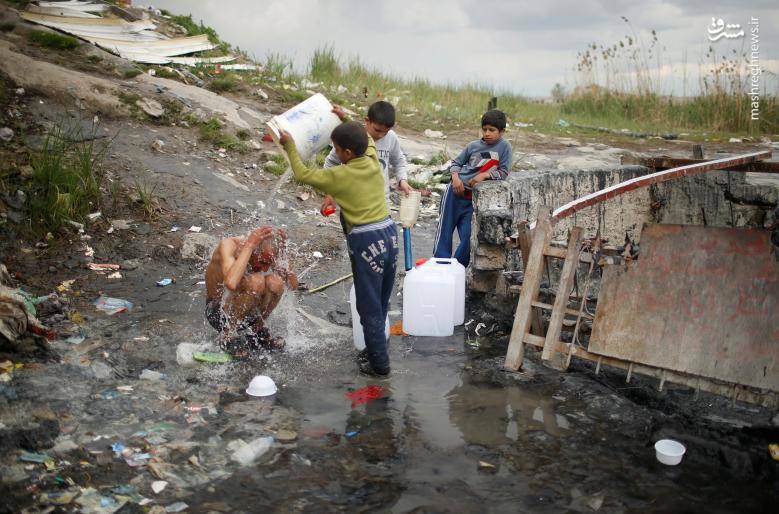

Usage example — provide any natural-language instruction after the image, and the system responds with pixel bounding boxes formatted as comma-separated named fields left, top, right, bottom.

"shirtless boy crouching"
left=204, top=226, right=298, bottom=355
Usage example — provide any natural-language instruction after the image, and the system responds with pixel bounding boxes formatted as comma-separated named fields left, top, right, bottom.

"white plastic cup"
left=246, top=375, right=278, bottom=397
left=654, top=439, right=686, bottom=465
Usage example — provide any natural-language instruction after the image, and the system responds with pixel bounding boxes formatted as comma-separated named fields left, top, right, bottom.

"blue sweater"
left=448, top=138, right=512, bottom=191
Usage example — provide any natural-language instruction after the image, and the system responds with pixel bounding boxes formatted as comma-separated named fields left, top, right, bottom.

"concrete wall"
left=469, top=166, right=779, bottom=298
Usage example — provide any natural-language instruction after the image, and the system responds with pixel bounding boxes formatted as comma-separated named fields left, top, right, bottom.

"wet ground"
left=1, top=57, right=777, bottom=513
left=2, top=202, right=778, bottom=512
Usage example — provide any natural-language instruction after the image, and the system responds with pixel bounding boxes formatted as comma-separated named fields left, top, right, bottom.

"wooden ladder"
left=505, top=208, right=587, bottom=371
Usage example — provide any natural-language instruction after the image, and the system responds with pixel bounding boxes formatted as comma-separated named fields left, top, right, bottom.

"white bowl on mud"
left=655, top=439, right=686, bottom=465
left=246, top=375, right=278, bottom=397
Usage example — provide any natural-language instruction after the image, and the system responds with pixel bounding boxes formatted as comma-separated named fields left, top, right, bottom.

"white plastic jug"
left=402, top=266, right=456, bottom=336
left=423, top=258, right=465, bottom=325
left=265, top=93, right=342, bottom=161
left=349, top=284, right=389, bottom=351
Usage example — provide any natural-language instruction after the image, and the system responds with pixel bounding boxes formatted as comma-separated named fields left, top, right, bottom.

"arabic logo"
left=707, top=18, right=744, bottom=41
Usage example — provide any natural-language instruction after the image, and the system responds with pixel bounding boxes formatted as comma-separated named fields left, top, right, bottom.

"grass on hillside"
left=26, top=121, right=108, bottom=234
left=198, top=117, right=248, bottom=152
left=28, top=30, right=78, bottom=50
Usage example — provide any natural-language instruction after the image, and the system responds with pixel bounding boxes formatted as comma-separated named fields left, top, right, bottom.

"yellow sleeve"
left=283, top=140, right=343, bottom=196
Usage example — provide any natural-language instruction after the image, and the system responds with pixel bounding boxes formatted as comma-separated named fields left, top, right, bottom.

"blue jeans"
left=347, top=218, right=399, bottom=372
left=433, top=184, right=473, bottom=267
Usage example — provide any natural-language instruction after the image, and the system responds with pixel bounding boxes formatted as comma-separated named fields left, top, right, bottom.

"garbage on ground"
left=654, top=439, right=686, bottom=465
left=423, top=129, right=445, bottom=139
left=193, top=351, right=233, bottom=364
left=140, top=369, right=165, bottom=381
left=64, top=330, right=86, bottom=345
left=111, top=219, right=133, bottom=230
left=88, top=263, right=121, bottom=271
left=389, top=319, right=408, bottom=336
left=769, top=443, right=779, bottom=461
left=229, top=436, right=274, bottom=466
left=57, top=279, right=76, bottom=293
left=107, top=271, right=123, bottom=279
left=345, top=385, right=388, bottom=408
left=156, top=278, right=173, bottom=287
left=77, top=487, right=127, bottom=513
left=19, top=451, right=53, bottom=464
left=558, top=118, right=570, bottom=127
left=86, top=212, right=102, bottom=222
left=478, top=460, right=496, bottom=472
left=0, top=284, right=51, bottom=342
left=188, top=226, right=202, bottom=233
left=275, top=430, right=298, bottom=443
left=94, top=296, right=133, bottom=315
left=165, top=502, right=189, bottom=513
left=151, top=480, right=168, bottom=494
left=246, top=375, right=278, bottom=397
left=312, top=251, right=324, bottom=259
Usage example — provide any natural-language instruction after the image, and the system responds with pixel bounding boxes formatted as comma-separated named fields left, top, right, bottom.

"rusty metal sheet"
left=589, top=224, right=779, bottom=391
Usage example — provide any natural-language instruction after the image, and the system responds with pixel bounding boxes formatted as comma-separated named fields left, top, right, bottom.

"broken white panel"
left=26, top=5, right=102, bottom=18
left=218, top=63, right=262, bottom=71
left=168, top=55, right=236, bottom=66
left=37, top=1, right=109, bottom=12
left=21, top=12, right=157, bottom=34
left=88, top=34, right=216, bottom=59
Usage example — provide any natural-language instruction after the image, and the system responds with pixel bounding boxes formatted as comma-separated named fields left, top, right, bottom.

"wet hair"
left=331, top=121, right=369, bottom=156
left=481, top=109, right=507, bottom=130
left=367, top=101, right=395, bottom=127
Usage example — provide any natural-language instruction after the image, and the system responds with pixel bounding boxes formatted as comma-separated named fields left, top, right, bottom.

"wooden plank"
left=560, top=343, right=778, bottom=408
left=543, top=245, right=567, bottom=259
left=531, top=301, right=593, bottom=320
left=516, top=221, right=545, bottom=337
left=551, top=151, right=771, bottom=223
left=522, top=333, right=545, bottom=347
left=589, top=224, right=779, bottom=391
left=542, top=227, right=582, bottom=368
left=621, top=155, right=779, bottom=173
left=505, top=209, right=551, bottom=370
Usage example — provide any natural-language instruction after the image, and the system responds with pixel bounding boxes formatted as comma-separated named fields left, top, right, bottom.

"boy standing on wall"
left=433, top=110, right=512, bottom=267
left=278, top=106, right=398, bottom=377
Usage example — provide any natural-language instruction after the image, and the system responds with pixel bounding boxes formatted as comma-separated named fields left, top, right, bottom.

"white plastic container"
left=423, top=258, right=465, bottom=325
left=349, top=284, right=389, bottom=351
left=654, top=439, right=686, bottom=465
left=402, top=265, right=456, bottom=336
left=265, top=93, right=342, bottom=161
left=398, top=191, right=422, bottom=227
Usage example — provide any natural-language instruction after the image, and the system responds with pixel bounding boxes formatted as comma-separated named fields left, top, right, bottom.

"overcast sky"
left=151, top=0, right=778, bottom=97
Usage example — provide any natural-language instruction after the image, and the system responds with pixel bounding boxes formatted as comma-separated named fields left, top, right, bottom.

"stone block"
left=473, top=244, right=506, bottom=271
left=475, top=209, right=513, bottom=244
left=469, top=270, right=500, bottom=294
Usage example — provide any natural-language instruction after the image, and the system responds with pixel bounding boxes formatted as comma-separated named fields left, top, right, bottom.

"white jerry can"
left=402, top=265, right=456, bottom=336
left=422, top=258, right=465, bottom=326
